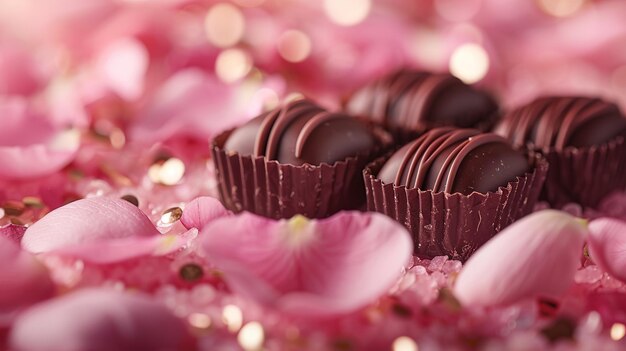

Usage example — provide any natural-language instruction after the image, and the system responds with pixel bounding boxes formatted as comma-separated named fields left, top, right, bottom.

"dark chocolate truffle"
left=346, top=70, right=498, bottom=134
left=378, top=128, right=528, bottom=195
left=494, top=96, right=626, bottom=152
left=224, top=99, right=385, bottom=166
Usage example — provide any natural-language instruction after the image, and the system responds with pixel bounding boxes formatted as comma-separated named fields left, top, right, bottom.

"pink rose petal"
left=0, top=97, right=79, bottom=179
left=49, top=230, right=194, bottom=264
left=22, top=197, right=159, bottom=254
left=180, top=196, right=231, bottom=231
left=95, top=37, right=149, bottom=101
left=201, top=212, right=413, bottom=317
left=130, top=69, right=244, bottom=143
left=454, top=210, right=587, bottom=307
left=9, top=288, right=188, bottom=351
left=588, top=218, right=626, bottom=283
left=0, top=236, right=55, bottom=325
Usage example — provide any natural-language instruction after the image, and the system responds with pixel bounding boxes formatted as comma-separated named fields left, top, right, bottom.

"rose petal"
left=0, top=223, right=26, bottom=244
left=130, top=68, right=255, bottom=143
left=454, top=210, right=587, bottom=307
left=201, top=212, right=413, bottom=316
left=95, top=37, right=149, bottom=101
left=588, top=217, right=626, bottom=283
left=49, top=230, right=195, bottom=264
left=9, top=288, right=188, bottom=351
left=22, top=197, right=159, bottom=254
left=0, top=97, right=79, bottom=179
left=180, top=196, right=231, bottom=231
left=0, top=236, right=55, bottom=325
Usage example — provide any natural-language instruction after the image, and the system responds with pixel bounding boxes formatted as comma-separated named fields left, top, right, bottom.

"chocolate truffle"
left=224, top=99, right=385, bottom=166
left=377, top=128, right=528, bottom=195
left=494, top=96, right=626, bottom=152
left=493, top=96, right=626, bottom=208
left=212, top=98, right=391, bottom=219
left=346, top=70, right=498, bottom=135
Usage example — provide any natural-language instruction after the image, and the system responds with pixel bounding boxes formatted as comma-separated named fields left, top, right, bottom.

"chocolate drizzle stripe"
left=407, top=74, right=457, bottom=129
left=264, top=100, right=322, bottom=159
left=443, top=134, right=508, bottom=193
left=295, top=111, right=337, bottom=158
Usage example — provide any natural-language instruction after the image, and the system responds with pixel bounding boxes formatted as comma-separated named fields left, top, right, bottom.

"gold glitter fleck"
left=22, top=196, right=44, bottom=208
left=180, top=263, right=204, bottom=282
left=2, top=201, right=25, bottom=217
left=161, top=207, right=183, bottom=224
left=121, top=194, right=139, bottom=207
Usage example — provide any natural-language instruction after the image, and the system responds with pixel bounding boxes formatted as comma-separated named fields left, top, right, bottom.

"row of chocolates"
left=210, top=69, right=626, bottom=261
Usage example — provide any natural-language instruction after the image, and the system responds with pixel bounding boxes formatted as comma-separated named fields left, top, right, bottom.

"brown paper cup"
left=540, top=136, right=626, bottom=208
left=363, top=154, right=548, bottom=261
left=211, top=130, right=376, bottom=219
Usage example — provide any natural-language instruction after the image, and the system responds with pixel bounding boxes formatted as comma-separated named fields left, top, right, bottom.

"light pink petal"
left=95, top=37, right=149, bottom=101
left=454, top=210, right=587, bottom=307
left=0, top=97, right=79, bottom=179
left=181, top=196, right=231, bottom=230
left=9, top=288, right=188, bottom=351
left=130, top=69, right=247, bottom=142
left=201, top=212, right=413, bottom=316
left=22, top=197, right=159, bottom=254
left=49, top=231, right=192, bottom=264
left=588, top=218, right=626, bottom=283
left=0, top=236, right=55, bottom=325
left=0, top=41, right=45, bottom=96
left=0, top=223, right=26, bottom=244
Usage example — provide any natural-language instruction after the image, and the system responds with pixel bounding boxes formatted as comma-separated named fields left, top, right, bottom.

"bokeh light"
left=392, top=336, right=419, bottom=351
left=323, top=0, right=371, bottom=26
left=215, top=48, right=252, bottom=83
left=449, top=43, right=489, bottom=84
left=204, top=3, right=246, bottom=48
left=277, top=30, right=312, bottom=63
left=537, top=0, right=587, bottom=17
left=237, top=321, right=265, bottom=350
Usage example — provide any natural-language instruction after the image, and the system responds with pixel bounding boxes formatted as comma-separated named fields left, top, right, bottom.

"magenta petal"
left=0, top=236, right=54, bottom=325
left=22, top=197, right=159, bottom=254
left=0, top=223, right=26, bottom=243
left=588, top=218, right=626, bottom=283
left=9, top=289, right=187, bottom=351
left=454, top=210, right=587, bottom=307
left=201, top=212, right=413, bottom=316
left=180, top=196, right=231, bottom=230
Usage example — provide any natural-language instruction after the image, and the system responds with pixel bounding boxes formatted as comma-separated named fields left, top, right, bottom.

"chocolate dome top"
left=495, top=96, right=626, bottom=152
left=224, top=99, right=385, bottom=166
left=377, top=128, right=528, bottom=195
left=346, top=70, right=498, bottom=133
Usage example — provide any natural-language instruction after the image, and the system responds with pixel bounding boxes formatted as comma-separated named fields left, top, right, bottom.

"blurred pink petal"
left=94, top=37, right=148, bottom=101
left=9, top=288, right=188, bottom=351
left=22, top=197, right=158, bottom=254
left=130, top=69, right=248, bottom=143
left=0, top=97, right=79, bottom=180
left=0, top=223, right=26, bottom=244
left=0, top=236, right=55, bottom=325
left=201, top=212, right=412, bottom=317
left=0, top=41, right=46, bottom=96
left=588, top=218, right=626, bottom=283
left=454, top=210, right=587, bottom=307
left=181, top=196, right=231, bottom=231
